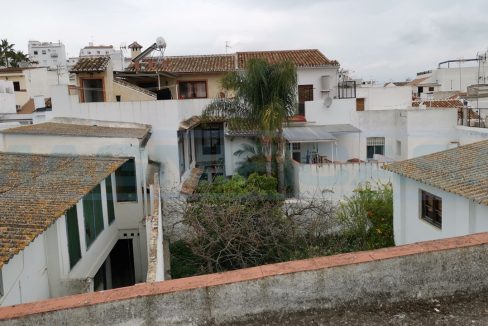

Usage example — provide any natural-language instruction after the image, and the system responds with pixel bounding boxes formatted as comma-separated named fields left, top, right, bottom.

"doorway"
left=109, top=239, right=136, bottom=288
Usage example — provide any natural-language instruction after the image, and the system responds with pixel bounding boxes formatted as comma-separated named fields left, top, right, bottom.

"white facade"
left=391, top=174, right=488, bottom=245
left=0, top=122, right=160, bottom=306
left=356, top=85, right=412, bottom=110
left=28, top=40, right=67, bottom=70
left=0, top=173, right=143, bottom=306
left=0, top=80, right=15, bottom=113
left=79, top=43, right=128, bottom=71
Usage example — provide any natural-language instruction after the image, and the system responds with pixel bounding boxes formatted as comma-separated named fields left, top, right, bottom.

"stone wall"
left=1, top=233, right=488, bottom=325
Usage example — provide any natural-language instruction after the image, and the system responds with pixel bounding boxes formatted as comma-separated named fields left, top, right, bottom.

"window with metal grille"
left=366, top=137, right=385, bottom=159
left=421, top=190, right=442, bottom=228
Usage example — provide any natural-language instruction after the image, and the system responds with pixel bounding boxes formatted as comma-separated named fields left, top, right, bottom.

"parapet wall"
left=2, top=233, right=488, bottom=325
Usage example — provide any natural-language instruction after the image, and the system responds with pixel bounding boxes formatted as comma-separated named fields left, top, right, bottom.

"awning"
left=283, top=124, right=360, bottom=143
left=179, top=116, right=201, bottom=130
left=283, top=126, right=336, bottom=143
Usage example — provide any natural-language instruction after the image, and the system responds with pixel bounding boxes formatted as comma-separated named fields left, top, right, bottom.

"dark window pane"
left=66, top=205, right=81, bottom=269
left=105, top=176, right=115, bottom=224
left=421, top=190, right=442, bottom=228
left=115, top=159, right=137, bottom=202
left=13, top=82, right=20, bottom=92
left=83, top=184, right=105, bottom=248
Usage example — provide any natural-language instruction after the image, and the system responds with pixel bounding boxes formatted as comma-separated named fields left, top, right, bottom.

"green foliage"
left=170, top=180, right=394, bottom=279
left=169, top=240, right=205, bottom=278
left=0, top=39, right=29, bottom=68
left=196, top=173, right=279, bottom=196
left=336, top=182, right=394, bottom=250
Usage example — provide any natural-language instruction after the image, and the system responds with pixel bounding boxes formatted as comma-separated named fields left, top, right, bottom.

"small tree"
left=202, top=59, right=297, bottom=193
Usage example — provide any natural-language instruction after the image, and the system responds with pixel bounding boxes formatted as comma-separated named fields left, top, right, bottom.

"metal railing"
left=337, top=81, right=356, bottom=99
left=458, top=107, right=488, bottom=128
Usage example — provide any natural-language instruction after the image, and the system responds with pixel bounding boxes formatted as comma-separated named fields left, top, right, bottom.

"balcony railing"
left=337, top=81, right=356, bottom=99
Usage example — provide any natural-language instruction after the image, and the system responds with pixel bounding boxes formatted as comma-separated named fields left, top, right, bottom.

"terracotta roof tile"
left=70, top=56, right=111, bottom=73
left=128, top=41, right=142, bottom=49
left=383, top=140, right=488, bottom=206
left=2, top=122, right=150, bottom=139
left=237, top=49, right=338, bottom=68
left=130, top=54, right=235, bottom=73
left=127, top=49, right=337, bottom=73
left=0, top=153, right=128, bottom=268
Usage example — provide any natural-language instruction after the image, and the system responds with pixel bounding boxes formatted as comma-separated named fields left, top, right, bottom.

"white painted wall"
left=0, top=231, right=50, bottom=306
left=0, top=80, right=16, bottom=113
left=294, top=161, right=390, bottom=200
left=356, top=86, right=411, bottom=110
left=392, top=174, right=488, bottom=245
left=297, top=67, right=339, bottom=102
left=28, top=40, right=67, bottom=70
left=50, top=85, right=213, bottom=188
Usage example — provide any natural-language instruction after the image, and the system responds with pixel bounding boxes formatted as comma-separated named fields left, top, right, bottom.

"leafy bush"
left=336, top=182, right=394, bottom=250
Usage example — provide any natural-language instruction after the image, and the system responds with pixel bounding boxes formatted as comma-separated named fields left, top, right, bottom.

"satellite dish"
left=156, top=37, right=167, bottom=50
left=324, top=96, right=333, bottom=108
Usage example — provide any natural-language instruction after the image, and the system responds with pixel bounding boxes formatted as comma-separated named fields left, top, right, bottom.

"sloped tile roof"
left=128, top=41, right=143, bottom=49
left=127, top=49, right=337, bottom=73
left=0, top=153, right=128, bottom=268
left=70, top=56, right=111, bottom=73
left=130, top=54, right=235, bottom=73
left=237, top=49, right=338, bottom=68
left=2, top=122, right=150, bottom=140
left=412, top=99, right=464, bottom=109
left=408, top=76, right=430, bottom=86
left=383, top=140, right=488, bottom=206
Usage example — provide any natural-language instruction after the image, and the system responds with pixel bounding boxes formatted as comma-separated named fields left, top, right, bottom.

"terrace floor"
left=229, top=293, right=488, bottom=325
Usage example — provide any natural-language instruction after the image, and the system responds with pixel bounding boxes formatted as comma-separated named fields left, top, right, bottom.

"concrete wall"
left=3, top=233, right=488, bottom=325
left=392, top=174, right=488, bottom=245
left=295, top=161, right=390, bottom=200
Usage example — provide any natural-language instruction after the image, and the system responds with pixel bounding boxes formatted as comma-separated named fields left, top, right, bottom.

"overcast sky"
left=1, top=0, right=487, bottom=82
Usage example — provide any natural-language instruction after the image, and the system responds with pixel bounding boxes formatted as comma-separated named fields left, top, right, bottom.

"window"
left=292, top=143, right=301, bottom=162
left=88, top=51, right=91, bottom=55
left=428, top=86, right=434, bottom=92
left=105, top=176, right=116, bottom=224
left=188, top=130, right=193, bottom=165
left=97, top=51, right=100, bottom=54
left=33, top=50, right=38, bottom=55
left=178, top=131, right=186, bottom=175
left=202, top=125, right=222, bottom=155
left=298, top=85, right=314, bottom=115
left=83, top=184, right=104, bottom=248
left=81, top=79, right=104, bottom=102
left=115, top=159, right=137, bottom=202
left=42, top=50, right=46, bottom=54
left=13, top=82, right=20, bottom=92
left=66, top=205, right=81, bottom=269
left=356, top=98, right=365, bottom=111
left=366, top=137, right=385, bottom=160
left=178, top=81, right=207, bottom=99
left=105, top=51, right=109, bottom=54
left=421, top=190, right=442, bottom=228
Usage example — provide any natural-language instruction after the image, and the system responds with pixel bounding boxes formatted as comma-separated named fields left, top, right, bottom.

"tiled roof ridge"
left=384, top=140, right=488, bottom=205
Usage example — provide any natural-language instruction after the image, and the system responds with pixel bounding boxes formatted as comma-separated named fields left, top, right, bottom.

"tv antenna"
left=225, top=41, right=232, bottom=54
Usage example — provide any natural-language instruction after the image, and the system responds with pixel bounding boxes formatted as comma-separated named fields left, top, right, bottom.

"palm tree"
left=0, top=39, right=15, bottom=68
left=202, top=58, right=297, bottom=193
left=10, top=50, right=30, bottom=68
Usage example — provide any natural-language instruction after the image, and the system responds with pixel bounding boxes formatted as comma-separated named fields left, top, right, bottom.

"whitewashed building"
left=0, top=120, right=165, bottom=306
left=384, top=140, right=488, bottom=245
left=28, top=40, right=67, bottom=70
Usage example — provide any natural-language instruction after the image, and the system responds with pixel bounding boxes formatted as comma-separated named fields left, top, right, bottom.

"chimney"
left=128, top=41, right=143, bottom=60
